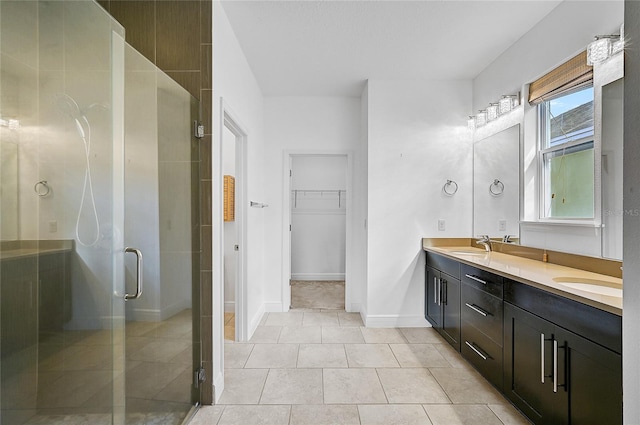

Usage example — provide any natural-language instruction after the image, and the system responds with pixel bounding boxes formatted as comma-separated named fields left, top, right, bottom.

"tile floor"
left=291, top=281, right=345, bottom=310
left=191, top=309, right=531, bottom=425
left=225, top=313, right=236, bottom=342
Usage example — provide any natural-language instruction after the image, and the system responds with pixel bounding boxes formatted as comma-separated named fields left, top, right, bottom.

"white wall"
left=213, top=1, right=266, bottom=399
left=365, top=79, right=472, bottom=327
left=472, top=0, right=623, bottom=256
left=262, top=97, right=362, bottom=311
left=291, top=156, right=347, bottom=281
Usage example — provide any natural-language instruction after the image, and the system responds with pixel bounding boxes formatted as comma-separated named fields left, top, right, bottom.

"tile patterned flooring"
left=291, top=281, right=345, bottom=310
left=191, top=309, right=531, bottom=425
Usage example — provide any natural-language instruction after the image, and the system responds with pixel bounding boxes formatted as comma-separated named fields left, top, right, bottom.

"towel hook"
left=489, top=179, right=504, bottom=196
left=443, top=180, right=458, bottom=196
left=34, top=180, right=51, bottom=197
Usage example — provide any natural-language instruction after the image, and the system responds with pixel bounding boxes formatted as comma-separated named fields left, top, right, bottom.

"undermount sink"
left=552, top=277, right=622, bottom=297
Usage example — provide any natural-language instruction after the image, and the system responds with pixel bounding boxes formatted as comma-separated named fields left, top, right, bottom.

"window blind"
left=528, top=51, right=593, bottom=105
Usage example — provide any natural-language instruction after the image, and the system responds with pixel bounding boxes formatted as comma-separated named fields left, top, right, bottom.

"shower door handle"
left=124, top=247, right=143, bottom=301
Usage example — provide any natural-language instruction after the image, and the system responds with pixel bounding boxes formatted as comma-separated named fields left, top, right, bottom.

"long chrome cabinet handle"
left=434, top=277, right=439, bottom=306
left=125, top=247, right=143, bottom=301
left=465, top=341, right=488, bottom=360
left=465, top=303, right=488, bottom=317
left=541, top=333, right=545, bottom=384
left=465, top=274, right=487, bottom=285
left=553, top=339, right=558, bottom=393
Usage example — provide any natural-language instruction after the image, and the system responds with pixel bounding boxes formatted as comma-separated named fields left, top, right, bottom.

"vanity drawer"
left=461, top=264, right=503, bottom=298
left=461, top=322, right=503, bottom=391
left=461, top=284, right=503, bottom=346
left=426, top=252, right=460, bottom=279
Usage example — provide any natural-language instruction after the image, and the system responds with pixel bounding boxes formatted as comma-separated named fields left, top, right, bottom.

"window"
left=539, top=86, right=594, bottom=219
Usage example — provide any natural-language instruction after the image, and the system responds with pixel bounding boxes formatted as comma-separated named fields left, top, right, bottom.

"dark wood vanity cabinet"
left=424, top=249, right=622, bottom=425
left=504, top=280, right=622, bottom=425
left=425, top=253, right=461, bottom=351
left=460, top=265, right=504, bottom=390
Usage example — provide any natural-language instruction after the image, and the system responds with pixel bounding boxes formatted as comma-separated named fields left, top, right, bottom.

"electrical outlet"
left=498, top=219, right=507, bottom=232
left=438, top=219, right=446, bottom=231
left=49, top=220, right=57, bottom=233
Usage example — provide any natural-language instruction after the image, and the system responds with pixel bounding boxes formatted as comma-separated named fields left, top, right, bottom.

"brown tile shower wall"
left=98, top=0, right=214, bottom=404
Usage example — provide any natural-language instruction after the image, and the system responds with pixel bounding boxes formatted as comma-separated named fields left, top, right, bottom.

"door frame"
left=216, top=99, right=249, bottom=347
left=281, top=151, right=354, bottom=311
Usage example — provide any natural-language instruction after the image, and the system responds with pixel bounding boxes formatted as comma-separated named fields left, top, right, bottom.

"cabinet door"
left=425, top=266, right=442, bottom=328
left=557, top=328, right=622, bottom=425
left=504, top=303, right=558, bottom=424
left=441, top=273, right=461, bottom=351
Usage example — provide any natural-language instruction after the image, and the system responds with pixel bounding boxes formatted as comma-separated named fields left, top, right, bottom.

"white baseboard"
left=126, top=308, right=161, bottom=322
left=224, top=301, right=235, bottom=313
left=291, top=273, right=345, bottom=281
left=124, top=299, right=191, bottom=322
left=363, top=314, right=429, bottom=328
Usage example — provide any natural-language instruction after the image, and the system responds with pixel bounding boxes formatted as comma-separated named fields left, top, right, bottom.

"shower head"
left=54, top=93, right=88, bottom=140
left=54, top=93, right=83, bottom=121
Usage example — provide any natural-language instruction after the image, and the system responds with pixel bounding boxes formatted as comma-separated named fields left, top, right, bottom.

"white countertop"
left=425, top=245, right=622, bottom=316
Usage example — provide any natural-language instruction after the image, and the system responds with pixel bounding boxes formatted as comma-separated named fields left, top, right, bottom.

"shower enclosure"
left=0, top=1, right=201, bottom=424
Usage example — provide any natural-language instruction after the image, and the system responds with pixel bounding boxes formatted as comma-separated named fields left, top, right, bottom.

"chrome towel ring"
left=443, top=180, right=458, bottom=196
left=34, top=180, right=51, bottom=197
left=490, top=179, right=504, bottom=196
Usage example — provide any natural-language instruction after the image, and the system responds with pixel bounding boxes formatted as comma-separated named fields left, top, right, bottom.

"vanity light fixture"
left=476, top=110, right=487, bottom=127
left=586, top=24, right=624, bottom=66
left=0, top=118, right=20, bottom=130
left=587, top=36, right=614, bottom=65
left=465, top=93, right=519, bottom=132
left=612, top=23, right=624, bottom=56
left=498, top=96, right=514, bottom=114
left=486, top=103, right=499, bottom=121
left=467, top=116, right=476, bottom=131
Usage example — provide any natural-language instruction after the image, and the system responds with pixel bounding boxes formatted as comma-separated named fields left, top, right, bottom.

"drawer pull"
left=465, top=302, right=488, bottom=317
left=465, top=274, right=487, bottom=285
left=553, top=339, right=558, bottom=393
left=465, top=341, right=488, bottom=360
left=541, top=333, right=545, bottom=384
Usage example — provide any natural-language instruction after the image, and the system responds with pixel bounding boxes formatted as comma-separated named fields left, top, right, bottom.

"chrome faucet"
left=475, top=235, right=492, bottom=252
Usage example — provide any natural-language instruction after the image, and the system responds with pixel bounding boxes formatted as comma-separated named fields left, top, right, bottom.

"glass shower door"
left=122, top=44, right=201, bottom=424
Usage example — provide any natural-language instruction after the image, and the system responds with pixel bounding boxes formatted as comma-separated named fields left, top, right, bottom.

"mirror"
left=1, top=140, right=19, bottom=240
left=473, top=124, right=520, bottom=240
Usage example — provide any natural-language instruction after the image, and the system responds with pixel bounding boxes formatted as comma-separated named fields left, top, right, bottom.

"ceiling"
left=220, top=0, right=563, bottom=97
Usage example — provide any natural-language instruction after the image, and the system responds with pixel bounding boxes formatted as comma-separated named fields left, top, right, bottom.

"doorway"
left=220, top=104, right=247, bottom=343
left=287, top=154, right=350, bottom=311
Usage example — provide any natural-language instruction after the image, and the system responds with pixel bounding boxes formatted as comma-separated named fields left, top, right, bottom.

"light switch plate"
left=498, top=219, right=507, bottom=232
left=49, top=220, right=57, bottom=233
left=438, top=219, right=445, bottom=231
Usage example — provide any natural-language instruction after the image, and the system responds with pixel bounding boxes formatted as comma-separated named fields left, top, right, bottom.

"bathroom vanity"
left=423, top=240, right=622, bottom=425
left=0, top=240, right=73, bottom=358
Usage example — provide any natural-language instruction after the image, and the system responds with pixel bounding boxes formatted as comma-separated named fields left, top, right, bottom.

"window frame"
left=537, top=85, right=596, bottom=222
